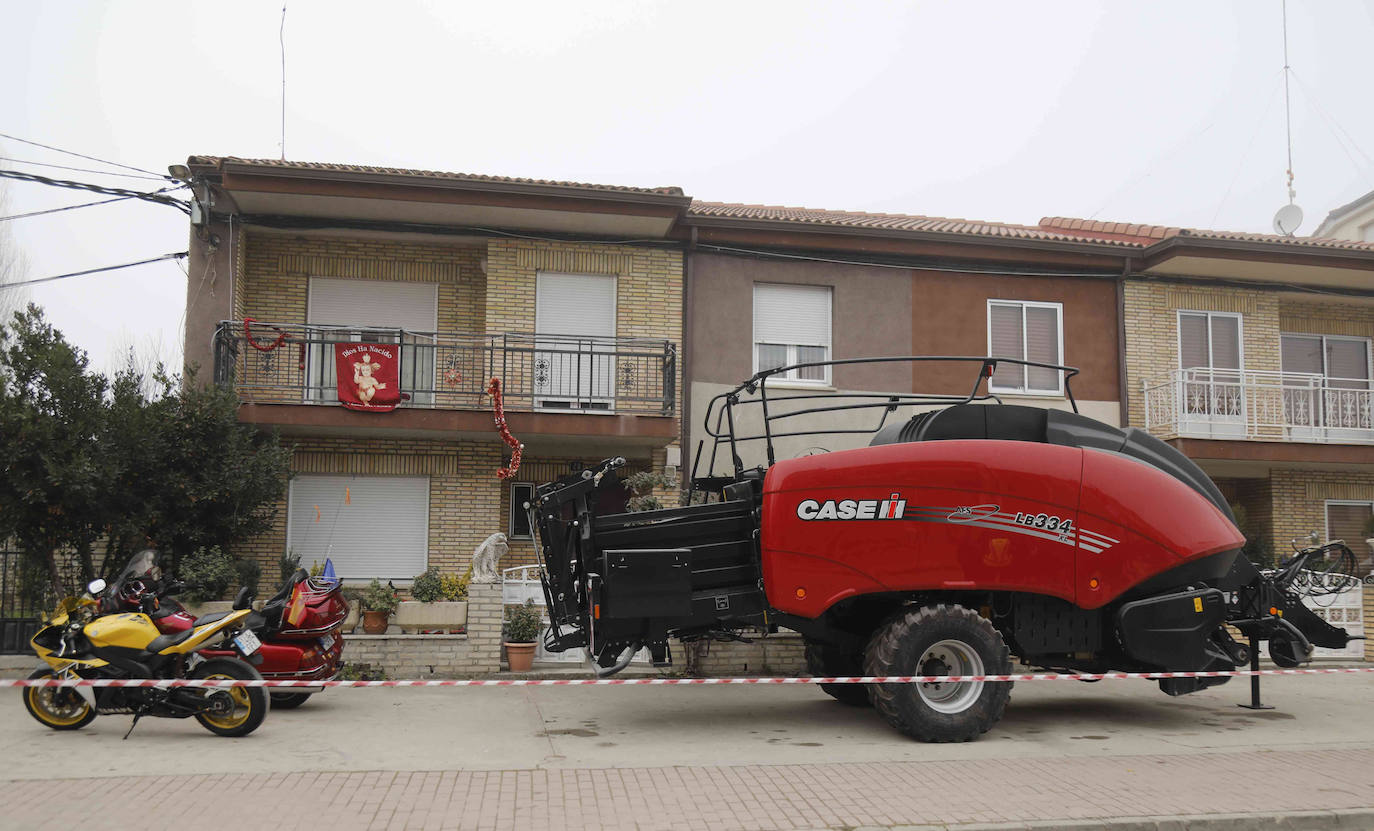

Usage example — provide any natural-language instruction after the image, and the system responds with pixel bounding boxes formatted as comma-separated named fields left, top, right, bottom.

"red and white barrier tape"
left=4, top=667, right=1374, bottom=689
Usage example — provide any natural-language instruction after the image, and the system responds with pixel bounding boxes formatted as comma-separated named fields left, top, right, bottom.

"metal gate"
left=502, top=565, right=648, bottom=665
left=1, top=551, right=41, bottom=655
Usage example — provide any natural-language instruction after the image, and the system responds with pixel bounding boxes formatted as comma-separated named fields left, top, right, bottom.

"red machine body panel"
left=761, top=440, right=1244, bottom=618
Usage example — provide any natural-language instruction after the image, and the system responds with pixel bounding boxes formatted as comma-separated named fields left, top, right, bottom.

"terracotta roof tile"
left=1039, top=216, right=1374, bottom=251
left=186, top=156, right=686, bottom=197
left=688, top=202, right=1140, bottom=247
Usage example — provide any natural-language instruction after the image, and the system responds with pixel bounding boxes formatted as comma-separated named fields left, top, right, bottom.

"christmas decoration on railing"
left=487, top=377, right=523, bottom=480
left=442, top=354, right=463, bottom=387
left=242, top=317, right=290, bottom=352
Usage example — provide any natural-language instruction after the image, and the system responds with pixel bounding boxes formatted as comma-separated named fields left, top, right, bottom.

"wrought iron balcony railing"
left=1143, top=368, right=1374, bottom=444
left=213, top=321, right=676, bottom=417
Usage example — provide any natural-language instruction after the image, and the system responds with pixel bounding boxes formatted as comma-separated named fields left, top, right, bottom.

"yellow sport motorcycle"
left=22, top=555, right=270, bottom=738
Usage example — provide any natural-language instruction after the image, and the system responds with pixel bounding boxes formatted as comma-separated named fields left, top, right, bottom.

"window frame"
left=752, top=283, right=833, bottom=386
left=985, top=299, right=1065, bottom=396
left=1280, top=332, right=1373, bottom=385
left=1176, top=310, right=1244, bottom=373
left=285, top=474, right=431, bottom=580
left=509, top=482, right=536, bottom=541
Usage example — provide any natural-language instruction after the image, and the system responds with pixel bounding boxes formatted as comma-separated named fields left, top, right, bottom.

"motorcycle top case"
left=760, top=439, right=1244, bottom=619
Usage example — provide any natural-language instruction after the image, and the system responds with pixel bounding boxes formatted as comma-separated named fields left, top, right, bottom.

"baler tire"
left=804, top=641, right=871, bottom=707
left=864, top=603, right=1012, bottom=743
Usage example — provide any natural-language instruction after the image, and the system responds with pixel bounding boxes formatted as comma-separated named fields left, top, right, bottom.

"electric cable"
left=0, top=156, right=168, bottom=181
left=0, top=170, right=190, bottom=213
left=0, top=252, right=188, bottom=291
left=0, top=131, right=168, bottom=178
left=0, top=185, right=187, bottom=222
left=1288, top=69, right=1374, bottom=190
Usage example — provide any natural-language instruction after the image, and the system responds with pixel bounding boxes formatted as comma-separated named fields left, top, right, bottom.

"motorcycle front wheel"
left=191, top=658, right=268, bottom=737
left=22, top=667, right=96, bottom=731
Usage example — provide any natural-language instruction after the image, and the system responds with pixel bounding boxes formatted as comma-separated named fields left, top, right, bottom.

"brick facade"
left=1123, top=281, right=1281, bottom=430
left=1125, top=282, right=1372, bottom=661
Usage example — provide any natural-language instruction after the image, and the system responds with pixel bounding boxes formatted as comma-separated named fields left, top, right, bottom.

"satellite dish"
left=1273, top=203, right=1304, bottom=236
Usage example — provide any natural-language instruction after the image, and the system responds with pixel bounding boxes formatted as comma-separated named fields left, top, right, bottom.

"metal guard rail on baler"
left=694, top=355, right=1080, bottom=481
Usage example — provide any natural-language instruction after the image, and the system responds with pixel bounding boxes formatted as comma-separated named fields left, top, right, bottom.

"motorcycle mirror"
left=87, top=578, right=107, bottom=595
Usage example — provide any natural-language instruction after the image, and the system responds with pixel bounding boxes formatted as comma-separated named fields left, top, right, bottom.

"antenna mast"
left=278, top=1, right=287, bottom=161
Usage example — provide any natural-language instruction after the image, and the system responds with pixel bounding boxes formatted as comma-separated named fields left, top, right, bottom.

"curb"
left=851, top=808, right=1374, bottom=830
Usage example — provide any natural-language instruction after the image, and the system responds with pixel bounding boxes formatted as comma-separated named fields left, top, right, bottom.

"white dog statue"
left=470, top=532, right=509, bottom=583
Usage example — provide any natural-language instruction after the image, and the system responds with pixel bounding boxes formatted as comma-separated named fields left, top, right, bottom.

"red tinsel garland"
left=487, top=377, right=523, bottom=480
left=243, top=317, right=289, bottom=352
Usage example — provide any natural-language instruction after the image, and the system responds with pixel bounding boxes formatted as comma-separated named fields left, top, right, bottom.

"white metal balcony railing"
left=213, top=321, right=676, bottom=417
left=1143, top=368, right=1374, bottom=444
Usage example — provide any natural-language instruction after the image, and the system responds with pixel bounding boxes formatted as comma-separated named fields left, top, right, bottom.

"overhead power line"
left=0, top=252, right=188, bottom=291
left=0, top=185, right=187, bottom=223
left=0, top=156, right=168, bottom=181
left=0, top=131, right=167, bottom=178
left=0, top=169, right=190, bottom=213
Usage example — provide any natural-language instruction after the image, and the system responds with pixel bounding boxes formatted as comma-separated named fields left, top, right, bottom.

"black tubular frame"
left=692, top=355, right=1081, bottom=481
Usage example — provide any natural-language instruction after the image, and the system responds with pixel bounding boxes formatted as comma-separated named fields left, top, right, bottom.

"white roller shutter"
left=308, top=279, right=438, bottom=330
left=535, top=273, right=616, bottom=337
left=286, top=475, right=429, bottom=579
left=754, top=283, right=831, bottom=348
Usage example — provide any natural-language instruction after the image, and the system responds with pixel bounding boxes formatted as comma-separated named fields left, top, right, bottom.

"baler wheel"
left=804, top=641, right=871, bottom=707
left=864, top=604, right=1012, bottom=742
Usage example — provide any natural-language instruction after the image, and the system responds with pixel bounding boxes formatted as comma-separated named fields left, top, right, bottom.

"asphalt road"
left=2, top=671, right=1372, bottom=829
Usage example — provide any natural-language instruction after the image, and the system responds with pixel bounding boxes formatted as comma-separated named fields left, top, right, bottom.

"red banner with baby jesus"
left=335, top=343, right=402, bottom=412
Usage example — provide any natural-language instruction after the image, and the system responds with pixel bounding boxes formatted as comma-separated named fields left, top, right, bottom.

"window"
left=286, top=475, right=430, bottom=579
left=753, top=283, right=831, bottom=384
left=986, top=300, right=1063, bottom=394
left=534, top=273, right=617, bottom=410
left=1280, top=334, right=1371, bottom=430
left=509, top=482, right=536, bottom=540
left=1326, top=501, right=1374, bottom=579
left=306, top=278, right=439, bottom=405
left=1178, top=311, right=1243, bottom=419
left=1178, top=311, right=1242, bottom=373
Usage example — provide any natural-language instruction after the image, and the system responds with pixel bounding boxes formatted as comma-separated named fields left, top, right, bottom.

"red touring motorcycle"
left=105, top=555, right=348, bottom=709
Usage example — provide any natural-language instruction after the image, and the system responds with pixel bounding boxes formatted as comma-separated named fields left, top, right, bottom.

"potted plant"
left=503, top=600, right=543, bottom=672
left=359, top=578, right=398, bottom=634
left=396, top=567, right=470, bottom=633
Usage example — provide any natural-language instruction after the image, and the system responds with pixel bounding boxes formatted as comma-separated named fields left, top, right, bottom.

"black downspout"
left=680, top=227, right=695, bottom=501
left=1117, top=258, right=1132, bottom=428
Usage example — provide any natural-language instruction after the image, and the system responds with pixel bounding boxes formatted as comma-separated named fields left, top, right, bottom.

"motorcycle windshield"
left=109, top=550, right=161, bottom=596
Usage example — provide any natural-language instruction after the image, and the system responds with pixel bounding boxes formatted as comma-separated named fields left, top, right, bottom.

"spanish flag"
left=285, top=581, right=307, bottom=627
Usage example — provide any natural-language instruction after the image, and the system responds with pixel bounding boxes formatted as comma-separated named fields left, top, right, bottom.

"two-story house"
left=181, top=157, right=687, bottom=583
left=677, top=205, right=1129, bottom=472
left=1039, top=217, right=1374, bottom=658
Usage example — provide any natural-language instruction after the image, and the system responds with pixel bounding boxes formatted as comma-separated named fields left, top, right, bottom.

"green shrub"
left=503, top=599, right=543, bottom=643
left=411, top=567, right=444, bottom=603
left=339, top=662, right=387, bottom=681
left=360, top=577, right=398, bottom=616
left=440, top=570, right=469, bottom=601
left=234, top=558, right=261, bottom=597
left=180, top=547, right=238, bottom=604
left=279, top=551, right=302, bottom=582
left=625, top=469, right=679, bottom=513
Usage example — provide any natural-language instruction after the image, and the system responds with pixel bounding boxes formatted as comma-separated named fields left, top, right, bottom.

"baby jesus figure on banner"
left=353, top=353, right=388, bottom=404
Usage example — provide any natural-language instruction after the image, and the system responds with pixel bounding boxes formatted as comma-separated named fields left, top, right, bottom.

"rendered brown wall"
left=911, top=271, right=1120, bottom=401
left=689, top=252, right=913, bottom=392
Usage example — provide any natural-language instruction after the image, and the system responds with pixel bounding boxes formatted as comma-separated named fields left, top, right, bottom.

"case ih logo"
left=796, top=493, right=907, bottom=521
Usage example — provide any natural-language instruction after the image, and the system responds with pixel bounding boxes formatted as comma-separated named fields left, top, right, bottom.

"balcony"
left=1143, top=368, right=1374, bottom=445
left=213, top=321, right=676, bottom=417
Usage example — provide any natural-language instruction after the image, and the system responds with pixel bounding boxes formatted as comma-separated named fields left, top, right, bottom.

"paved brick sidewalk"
left=3, top=748, right=1373, bottom=830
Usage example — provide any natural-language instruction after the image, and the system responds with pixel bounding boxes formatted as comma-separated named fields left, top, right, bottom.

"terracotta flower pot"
left=505, top=642, right=537, bottom=672
left=362, top=610, right=390, bottom=634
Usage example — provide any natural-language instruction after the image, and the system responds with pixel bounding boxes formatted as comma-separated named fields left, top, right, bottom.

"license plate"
left=319, top=633, right=335, bottom=651
left=234, top=630, right=262, bottom=656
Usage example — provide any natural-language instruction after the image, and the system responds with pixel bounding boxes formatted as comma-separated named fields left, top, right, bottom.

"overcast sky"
left=3, top=0, right=1373, bottom=374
